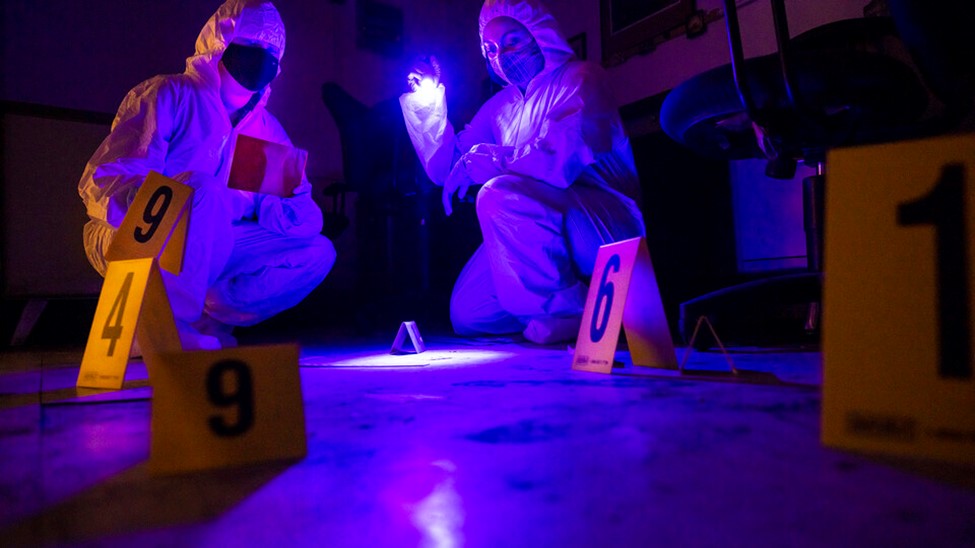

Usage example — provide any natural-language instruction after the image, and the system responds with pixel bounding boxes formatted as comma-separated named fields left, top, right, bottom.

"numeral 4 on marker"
left=102, top=272, right=134, bottom=357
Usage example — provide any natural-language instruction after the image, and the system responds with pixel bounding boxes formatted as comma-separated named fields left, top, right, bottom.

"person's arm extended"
left=400, top=82, right=458, bottom=185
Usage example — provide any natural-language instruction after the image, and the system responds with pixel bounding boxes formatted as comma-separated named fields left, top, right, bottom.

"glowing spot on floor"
left=299, top=349, right=517, bottom=369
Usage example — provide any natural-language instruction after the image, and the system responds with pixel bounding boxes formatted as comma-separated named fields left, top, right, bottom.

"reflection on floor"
left=1, top=334, right=973, bottom=546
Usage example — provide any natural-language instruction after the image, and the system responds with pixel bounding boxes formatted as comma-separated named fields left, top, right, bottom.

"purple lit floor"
left=1, top=336, right=973, bottom=546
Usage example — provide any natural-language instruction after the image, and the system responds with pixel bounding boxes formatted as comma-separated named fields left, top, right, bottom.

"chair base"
left=679, top=271, right=821, bottom=349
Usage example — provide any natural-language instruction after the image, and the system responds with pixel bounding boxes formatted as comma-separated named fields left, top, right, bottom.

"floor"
left=1, top=327, right=974, bottom=547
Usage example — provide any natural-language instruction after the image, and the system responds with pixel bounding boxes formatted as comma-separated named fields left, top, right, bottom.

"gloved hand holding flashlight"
left=407, top=55, right=441, bottom=91
left=406, top=55, right=445, bottom=106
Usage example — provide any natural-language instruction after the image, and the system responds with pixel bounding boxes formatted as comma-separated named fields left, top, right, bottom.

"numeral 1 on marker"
left=897, top=163, right=972, bottom=380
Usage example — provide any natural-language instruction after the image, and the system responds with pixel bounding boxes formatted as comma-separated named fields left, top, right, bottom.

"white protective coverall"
left=79, top=0, right=335, bottom=349
left=400, top=0, right=645, bottom=343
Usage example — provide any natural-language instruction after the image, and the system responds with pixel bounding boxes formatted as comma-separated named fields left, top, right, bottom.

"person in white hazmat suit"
left=79, top=0, right=335, bottom=350
left=400, top=0, right=646, bottom=344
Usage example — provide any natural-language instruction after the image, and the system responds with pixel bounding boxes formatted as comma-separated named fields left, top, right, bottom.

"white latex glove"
left=290, top=179, right=312, bottom=196
left=442, top=160, right=474, bottom=216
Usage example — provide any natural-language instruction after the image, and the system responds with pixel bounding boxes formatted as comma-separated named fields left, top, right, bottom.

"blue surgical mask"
left=485, top=58, right=507, bottom=87
left=496, top=40, right=544, bottom=88
left=221, top=43, right=279, bottom=91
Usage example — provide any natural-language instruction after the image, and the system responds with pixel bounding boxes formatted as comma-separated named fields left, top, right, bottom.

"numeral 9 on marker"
left=207, top=360, right=256, bottom=437
left=135, top=185, right=174, bottom=243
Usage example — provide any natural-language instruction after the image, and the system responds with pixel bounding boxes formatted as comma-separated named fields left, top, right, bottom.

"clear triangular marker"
left=390, top=321, right=426, bottom=355
left=679, top=315, right=737, bottom=375
left=678, top=316, right=785, bottom=384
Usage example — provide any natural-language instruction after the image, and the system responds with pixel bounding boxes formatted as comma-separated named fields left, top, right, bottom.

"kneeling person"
left=400, top=0, right=646, bottom=344
left=79, top=0, right=335, bottom=349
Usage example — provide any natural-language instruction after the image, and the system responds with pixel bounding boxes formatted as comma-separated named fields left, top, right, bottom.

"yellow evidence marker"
left=77, top=257, right=180, bottom=390
left=105, top=171, right=193, bottom=274
left=147, top=344, right=307, bottom=475
left=572, top=236, right=677, bottom=374
left=822, top=133, right=975, bottom=464
left=78, top=171, right=190, bottom=390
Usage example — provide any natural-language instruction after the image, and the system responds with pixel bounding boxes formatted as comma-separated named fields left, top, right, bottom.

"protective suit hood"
left=187, top=0, right=286, bottom=102
left=478, top=0, right=575, bottom=85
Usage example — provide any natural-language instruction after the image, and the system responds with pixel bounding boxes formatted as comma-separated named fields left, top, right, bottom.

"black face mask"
left=221, top=43, right=278, bottom=91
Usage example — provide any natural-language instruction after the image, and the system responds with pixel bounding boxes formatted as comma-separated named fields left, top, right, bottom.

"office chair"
left=659, top=0, right=932, bottom=346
